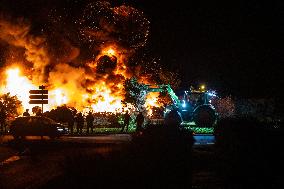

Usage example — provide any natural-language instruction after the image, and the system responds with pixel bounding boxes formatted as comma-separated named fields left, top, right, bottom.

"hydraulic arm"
left=145, top=84, right=181, bottom=108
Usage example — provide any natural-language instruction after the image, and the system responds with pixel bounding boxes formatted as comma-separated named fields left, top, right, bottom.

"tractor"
left=145, top=84, right=218, bottom=127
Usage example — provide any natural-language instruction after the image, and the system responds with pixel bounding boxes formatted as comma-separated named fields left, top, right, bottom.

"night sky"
left=133, top=1, right=283, bottom=98
left=0, top=0, right=283, bottom=98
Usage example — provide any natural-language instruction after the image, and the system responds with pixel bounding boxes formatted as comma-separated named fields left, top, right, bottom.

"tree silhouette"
left=45, top=105, right=76, bottom=124
left=0, top=93, right=22, bottom=118
left=0, top=93, right=22, bottom=132
left=32, top=106, right=42, bottom=115
left=123, top=77, right=147, bottom=111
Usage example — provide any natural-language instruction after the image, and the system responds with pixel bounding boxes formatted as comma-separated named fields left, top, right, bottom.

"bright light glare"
left=182, top=100, right=186, bottom=108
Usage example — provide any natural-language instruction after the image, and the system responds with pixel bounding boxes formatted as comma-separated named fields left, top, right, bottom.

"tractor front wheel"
left=193, top=105, right=217, bottom=127
left=164, top=110, right=183, bottom=127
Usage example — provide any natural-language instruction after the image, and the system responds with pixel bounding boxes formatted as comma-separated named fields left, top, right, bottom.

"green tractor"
left=145, top=84, right=218, bottom=127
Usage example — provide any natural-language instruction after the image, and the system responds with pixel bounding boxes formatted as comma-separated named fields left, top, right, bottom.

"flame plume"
left=0, top=2, right=161, bottom=115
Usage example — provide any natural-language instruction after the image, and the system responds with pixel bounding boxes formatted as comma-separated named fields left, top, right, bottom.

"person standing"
left=135, top=111, right=144, bottom=132
left=121, top=111, right=130, bottom=133
left=67, top=111, right=75, bottom=135
left=23, top=109, right=30, bottom=116
left=0, top=109, right=7, bottom=133
left=86, top=111, right=94, bottom=134
left=76, top=112, right=84, bottom=134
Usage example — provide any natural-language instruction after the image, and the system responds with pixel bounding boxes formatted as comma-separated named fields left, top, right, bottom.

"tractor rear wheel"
left=193, top=105, right=217, bottom=127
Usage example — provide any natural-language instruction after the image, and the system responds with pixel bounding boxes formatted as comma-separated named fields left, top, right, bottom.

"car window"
left=12, top=118, right=24, bottom=125
left=48, top=117, right=57, bottom=124
left=14, top=117, right=32, bottom=126
left=41, top=117, right=57, bottom=125
left=13, top=116, right=57, bottom=126
left=42, top=118, right=52, bottom=125
left=28, top=117, right=45, bottom=125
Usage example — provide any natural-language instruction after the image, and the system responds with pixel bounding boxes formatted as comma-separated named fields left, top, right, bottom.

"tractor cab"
left=173, top=86, right=218, bottom=126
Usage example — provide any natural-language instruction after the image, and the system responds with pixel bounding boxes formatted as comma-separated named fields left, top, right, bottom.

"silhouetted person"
left=67, top=112, right=75, bottom=135
left=121, top=111, right=130, bottom=132
left=86, top=111, right=94, bottom=134
left=135, top=111, right=144, bottom=132
left=0, top=109, right=6, bottom=133
left=23, top=109, right=30, bottom=116
left=76, top=112, right=84, bottom=134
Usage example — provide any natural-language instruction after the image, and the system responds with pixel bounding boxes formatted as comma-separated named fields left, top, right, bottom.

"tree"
left=0, top=93, right=22, bottom=132
left=123, top=77, right=148, bottom=111
left=32, top=106, right=42, bottom=115
left=45, top=105, right=76, bottom=124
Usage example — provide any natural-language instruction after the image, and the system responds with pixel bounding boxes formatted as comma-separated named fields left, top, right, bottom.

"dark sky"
left=132, top=1, right=283, bottom=98
left=0, top=0, right=283, bottom=98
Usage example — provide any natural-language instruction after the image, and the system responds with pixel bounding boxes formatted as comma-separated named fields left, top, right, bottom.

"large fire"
left=0, top=46, right=161, bottom=115
left=0, top=2, right=163, bottom=116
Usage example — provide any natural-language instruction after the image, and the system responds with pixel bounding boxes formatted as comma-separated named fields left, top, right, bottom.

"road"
left=1, top=133, right=214, bottom=145
left=0, top=134, right=133, bottom=189
left=0, top=134, right=132, bottom=165
left=0, top=133, right=215, bottom=167
left=0, top=134, right=214, bottom=188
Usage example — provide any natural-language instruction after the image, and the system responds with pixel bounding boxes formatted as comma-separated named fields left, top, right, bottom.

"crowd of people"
left=19, top=109, right=145, bottom=135
left=0, top=105, right=147, bottom=135
left=69, top=111, right=145, bottom=135
left=86, top=112, right=144, bottom=134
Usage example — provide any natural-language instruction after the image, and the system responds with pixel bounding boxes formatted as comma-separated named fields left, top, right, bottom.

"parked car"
left=9, top=116, right=68, bottom=139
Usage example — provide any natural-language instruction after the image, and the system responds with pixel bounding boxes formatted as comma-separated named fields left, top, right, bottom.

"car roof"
left=15, top=116, right=44, bottom=119
left=14, top=116, right=55, bottom=121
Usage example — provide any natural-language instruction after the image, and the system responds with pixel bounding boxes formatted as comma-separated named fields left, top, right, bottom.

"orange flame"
left=0, top=45, right=162, bottom=116
left=0, top=67, right=37, bottom=111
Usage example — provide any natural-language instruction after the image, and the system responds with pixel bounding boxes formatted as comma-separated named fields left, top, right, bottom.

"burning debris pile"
left=0, top=1, right=165, bottom=115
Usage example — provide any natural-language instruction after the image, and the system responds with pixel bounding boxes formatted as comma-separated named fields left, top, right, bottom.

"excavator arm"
left=145, top=84, right=181, bottom=108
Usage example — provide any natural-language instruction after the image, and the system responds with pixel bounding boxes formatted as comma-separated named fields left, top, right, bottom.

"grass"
left=182, top=122, right=214, bottom=134
left=91, top=125, right=214, bottom=135
left=185, top=127, right=214, bottom=134
left=69, top=123, right=137, bottom=135
left=68, top=121, right=215, bottom=135
left=93, top=127, right=135, bottom=134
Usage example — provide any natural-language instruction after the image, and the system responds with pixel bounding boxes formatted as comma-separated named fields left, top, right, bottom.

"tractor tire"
left=193, top=105, right=217, bottom=127
left=164, top=110, right=183, bottom=127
